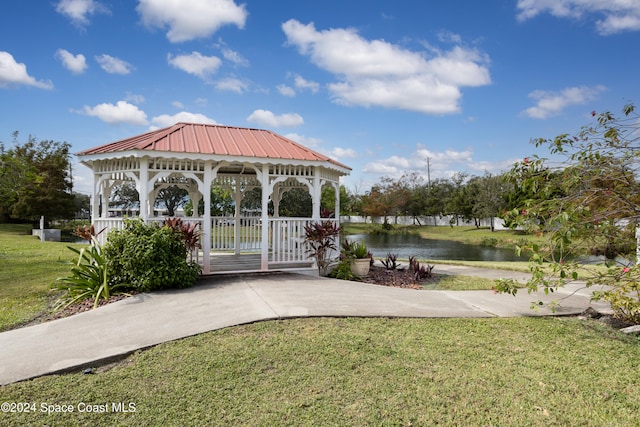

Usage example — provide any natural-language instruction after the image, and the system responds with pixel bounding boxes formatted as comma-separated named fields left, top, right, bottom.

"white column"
left=260, top=164, right=270, bottom=270
left=188, top=192, right=201, bottom=217
left=272, top=186, right=282, bottom=218
left=312, top=166, right=321, bottom=220
left=139, top=157, right=149, bottom=221
left=202, top=161, right=213, bottom=274
left=334, top=182, right=340, bottom=224
left=102, top=182, right=113, bottom=218
left=92, top=175, right=101, bottom=220
left=234, top=178, right=242, bottom=255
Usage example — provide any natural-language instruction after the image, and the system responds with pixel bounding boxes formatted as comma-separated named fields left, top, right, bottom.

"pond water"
left=346, top=233, right=529, bottom=262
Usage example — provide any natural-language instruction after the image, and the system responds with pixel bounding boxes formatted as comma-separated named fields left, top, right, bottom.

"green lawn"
left=1, top=317, right=638, bottom=426
left=1, top=223, right=638, bottom=424
left=0, top=224, right=83, bottom=331
left=425, top=273, right=498, bottom=290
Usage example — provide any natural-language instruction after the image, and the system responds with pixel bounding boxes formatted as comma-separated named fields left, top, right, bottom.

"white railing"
left=93, top=216, right=339, bottom=269
left=270, top=218, right=311, bottom=263
left=93, top=217, right=204, bottom=264
left=210, top=216, right=262, bottom=251
left=93, top=218, right=125, bottom=245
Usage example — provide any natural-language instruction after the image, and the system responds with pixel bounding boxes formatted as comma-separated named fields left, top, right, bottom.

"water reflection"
left=346, top=233, right=529, bottom=262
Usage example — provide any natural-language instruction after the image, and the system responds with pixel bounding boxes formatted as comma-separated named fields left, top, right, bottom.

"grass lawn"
left=342, top=222, right=545, bottom=250
left=1, top=317, right=638, bottom=426
left=424, top=273, right=498, bottom=290
left=0, top=224, right=83, bottom=331
left=1, top=223, right=638, bottom=424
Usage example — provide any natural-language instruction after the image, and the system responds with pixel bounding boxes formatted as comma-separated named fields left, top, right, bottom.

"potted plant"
left=349, top=240, right=371, bottom=277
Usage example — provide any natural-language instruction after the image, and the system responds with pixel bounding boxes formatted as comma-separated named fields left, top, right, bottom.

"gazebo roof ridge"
left=76, top=122, right=351, bottom=171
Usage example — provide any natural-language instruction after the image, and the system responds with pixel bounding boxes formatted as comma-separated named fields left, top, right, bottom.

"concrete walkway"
left=0, top=266, right=611, bottom=386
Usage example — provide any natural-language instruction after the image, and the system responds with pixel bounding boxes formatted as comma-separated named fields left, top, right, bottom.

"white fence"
left=270, top=218, right=309, bottom=263
left=210, top=216, right=262, bottom=251
left=92, top=216, right=340, bottom=269
left=340, top=215, right=514, bottom=230
left=93, top=217, right=205, bottom=264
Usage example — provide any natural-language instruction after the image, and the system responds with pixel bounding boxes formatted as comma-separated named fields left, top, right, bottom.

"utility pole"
left=426, top=157, right=431, bottom=190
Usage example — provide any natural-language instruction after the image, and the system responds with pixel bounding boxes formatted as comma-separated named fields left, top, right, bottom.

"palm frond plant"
left=52, top=244, right=129, bottom=311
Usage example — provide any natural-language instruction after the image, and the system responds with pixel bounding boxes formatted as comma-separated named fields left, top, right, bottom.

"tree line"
left=338, top=171, right=516, bottom=231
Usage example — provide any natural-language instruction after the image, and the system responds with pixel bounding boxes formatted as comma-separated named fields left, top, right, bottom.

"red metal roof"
left=77, top=122, right=350, bottom=171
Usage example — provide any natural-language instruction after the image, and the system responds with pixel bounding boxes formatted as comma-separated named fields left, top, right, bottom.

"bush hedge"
left=103, top=219, right=200, bottom=292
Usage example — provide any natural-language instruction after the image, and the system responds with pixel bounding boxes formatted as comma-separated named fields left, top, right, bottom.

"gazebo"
left=77, top=122, right=351, bottom=274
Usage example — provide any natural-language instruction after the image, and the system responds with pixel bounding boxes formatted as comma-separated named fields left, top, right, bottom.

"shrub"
left=381, top=253, right=400, bottom=270
left=479, top=236, right=499, bottom=247
left=409, top=256, right=434, bottom=280
left=162, top=217, right=202, bottom=263
left=103, top=219, right=200, bottom=292
left=328, top=259, right=354, bottom=280
left=52, top=225, right=128, bottom=310
left=341, top=239, right=372, bottom=262
left=304, top=220, right=341, bottom=276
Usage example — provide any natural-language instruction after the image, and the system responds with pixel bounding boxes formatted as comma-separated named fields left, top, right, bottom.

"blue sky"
left=1, top=0, right=639, bottom=195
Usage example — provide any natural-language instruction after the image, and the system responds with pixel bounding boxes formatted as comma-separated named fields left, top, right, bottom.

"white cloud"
left=437, top=30, right=463, bottom=44
left=523, top=85, right=606, bottom=119
left=168, top=52, right=221, bottom=78
left=95, top=54, right=133, bottom=74
left=284, top=133, right=322, bottom=147
left=55, top=0, right=109, bottom=27
left=72, top=161, right=94, bottom=195
left=247, top=109, right=304, bottom=128
left=222, top=48, right=249, bottom=67
left=55, top=49, right=87, bottom=74
left=516, top=0, right=640, bottom=34
left=124, top=93, right=145, bottom=105
left=362, top=146, right=513, bottom=181
left=330, top=147, right=358, bottom=159
left=214, top=77, right=248, bottom=93
left=282, top=19, right=491, bottom=115
left=0, top=51, right=53, bottom=89
left=172, top=101, right=185, bottom=109
left=150, top=111, right=217, bottom=129
left=80, top=100, right=148, bottom=125
left=294, top=75, right=320, bottom=93
left=277, top=84, right=296, bottom=97
left=137, top=0, right=247, bottom=42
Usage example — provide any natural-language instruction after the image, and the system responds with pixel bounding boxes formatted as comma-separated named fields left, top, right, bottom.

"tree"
left=110, top=183, right=139, bottom=211
left=470, top=172, right=509, bottom=231
left=279, top=187, right=312, bottom=217
left=0, top=132, right=75, bottom=223
left=423, top=178, right=453, bottom=225
left=446, top=172, right=473, bottom=226
left=495, top=104, right=640, bottom=323
left=73, top=192, right=91, bottom=219
left=399, top=172, right=427, bottom=224
left=155, top=186, right=188, bottom=216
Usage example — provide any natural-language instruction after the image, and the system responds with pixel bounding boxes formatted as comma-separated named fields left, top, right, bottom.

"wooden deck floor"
left=208, top=252, right=314, bottom=274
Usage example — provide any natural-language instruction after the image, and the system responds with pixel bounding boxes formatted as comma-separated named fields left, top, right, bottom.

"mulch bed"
left=359, top=265, right=432, bottom=290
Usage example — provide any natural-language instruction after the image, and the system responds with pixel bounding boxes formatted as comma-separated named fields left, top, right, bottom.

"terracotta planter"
left=351, top=258, right=371, bottom=277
